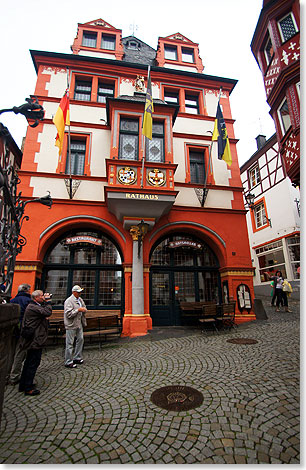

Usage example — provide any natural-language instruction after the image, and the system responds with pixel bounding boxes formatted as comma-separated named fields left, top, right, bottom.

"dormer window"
left=182, top=48, right=194, bottom=63
left=101, top=34, right=116, bottom=50
left=82, top=31, right=97, bottom=48
left=128, top=41, right=139, bottom=50
left=164, top=46, right=177, bottom=61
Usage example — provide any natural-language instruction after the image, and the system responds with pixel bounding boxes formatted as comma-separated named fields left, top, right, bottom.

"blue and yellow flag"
left=142, top=68, right=154, bottom=140
left=212, top=102, right=232, bottom=166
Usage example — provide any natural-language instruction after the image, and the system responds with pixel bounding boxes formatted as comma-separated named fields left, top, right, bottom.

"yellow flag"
left=142, top=68, right=154, bottom=140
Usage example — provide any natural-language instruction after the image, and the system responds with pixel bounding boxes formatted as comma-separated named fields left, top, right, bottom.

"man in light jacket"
left=64, top=285, right=87, bottom=368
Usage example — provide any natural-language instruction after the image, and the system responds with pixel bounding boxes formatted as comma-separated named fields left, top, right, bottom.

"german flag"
left=53, top=89, right=70, bottom=156
left=212, top=102, right=232, bottom=166
left=142, top=67, right=154, bottom=140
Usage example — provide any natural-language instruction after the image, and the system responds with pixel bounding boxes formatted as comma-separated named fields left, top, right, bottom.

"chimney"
left=256, top=134, right=266, bottom=150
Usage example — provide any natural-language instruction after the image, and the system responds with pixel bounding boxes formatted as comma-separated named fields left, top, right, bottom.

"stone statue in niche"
left=135, top=75, right=145, bottom=92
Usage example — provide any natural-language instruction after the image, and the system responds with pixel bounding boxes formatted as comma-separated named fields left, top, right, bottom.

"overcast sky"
left=0, top=0, right=280, bottom=165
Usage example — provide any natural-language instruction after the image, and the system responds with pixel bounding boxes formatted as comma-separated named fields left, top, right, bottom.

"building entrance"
left=149, top=234, right=221, bottom=326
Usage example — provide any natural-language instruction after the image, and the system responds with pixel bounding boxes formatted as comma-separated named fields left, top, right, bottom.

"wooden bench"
left=180, top=301, right=215, bottom=316
left=48, top=309, right=122, bottom=344
left=199, top=302, right=237, bottom=333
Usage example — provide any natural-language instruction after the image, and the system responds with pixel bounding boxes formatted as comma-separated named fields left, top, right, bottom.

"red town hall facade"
left=251, top=0, right=300, bottom=187
left=14, top=19, right=255, bottom=336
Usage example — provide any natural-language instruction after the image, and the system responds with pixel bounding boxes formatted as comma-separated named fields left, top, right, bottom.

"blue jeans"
left=65, top=327, right=84, bottom=365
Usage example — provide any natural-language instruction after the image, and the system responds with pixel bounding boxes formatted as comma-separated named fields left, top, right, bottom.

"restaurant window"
left=185, top=93, right=199, bottom=114
left=101, top=34, right=116, bottom=50
left=146, top=121, right=164, bottom=162
left=264, top=36, right=274, bottom=66
left=119, top=117, right=139, bottom=160
left=278, top=98, right=291, bottom=134
left=74, top=79, right=92, bottom=101
left=278, top=12, right=298, bottom=43
left=182, top=47, right=194, bottom=63
left=189, top=149, right=205, bottom=184
left=249, top=164, right=260, bottom=188
left=82, top=31, right=97, bottom=48
left=164, top=45, right=177, bottom=61
left=254, top=202, right=267, bottom=229
left=97, top=81, right=115, bottom=103
left=43, top=231, right=123, bottom=309
left=65, top=139, right=86, bottom=176
left=257, top=241, right=286, bottom=283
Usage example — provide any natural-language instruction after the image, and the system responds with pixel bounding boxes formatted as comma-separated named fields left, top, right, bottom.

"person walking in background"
left=19, top=290, right=52, bottom=396
left=64, top=285, right=87, bottom=369
left=266, top=270, right=291, bottom=313
left=8, top=284, right=32, bottom=385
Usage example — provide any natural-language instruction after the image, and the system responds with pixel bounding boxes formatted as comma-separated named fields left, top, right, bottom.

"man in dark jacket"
left=8, top=284, right=32, bottom=385
left=19, top=290, right=52, bottom=396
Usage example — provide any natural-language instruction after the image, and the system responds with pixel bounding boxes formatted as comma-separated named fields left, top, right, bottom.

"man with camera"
left=18, top=290, right=52, bottom=396
left=64, top=285, right=87, bottom=368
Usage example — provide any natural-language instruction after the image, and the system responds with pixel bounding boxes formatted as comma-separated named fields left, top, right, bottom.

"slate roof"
left=122, top=36, right=157, bottom=66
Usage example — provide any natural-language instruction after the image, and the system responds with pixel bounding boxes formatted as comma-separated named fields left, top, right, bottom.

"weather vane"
left=129, top=21, right=139, bottom=36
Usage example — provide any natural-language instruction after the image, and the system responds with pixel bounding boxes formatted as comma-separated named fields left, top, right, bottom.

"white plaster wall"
left=163, top=63, right=198, bottom=73
left=173, top=116, right=213, bottom=136
left=43, top=101, right=107, bottom=126
left=42, top=69, right=68, bottom=98
left=90, top=129, right=111, bottom=176
left=30, top=176, right=106, bottom=201
left=36, top=126, right=61, bottom=172
left=119, top=81, right=135, bottom=96
left=78, top=50, right=116, bottom=60
left=204, top=91, right=226, bottom=117
left=174, top=186, right=233, bottom=209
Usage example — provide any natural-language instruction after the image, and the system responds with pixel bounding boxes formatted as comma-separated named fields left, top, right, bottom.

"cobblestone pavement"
left=0, top=298, right=299, bottom=464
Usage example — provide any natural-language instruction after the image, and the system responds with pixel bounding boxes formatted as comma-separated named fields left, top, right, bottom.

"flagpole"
left=141, top=65, right=151, bottom=188
left=201, top=87, right=223, bottom=207
left=66, top=69, right=72, bottom=199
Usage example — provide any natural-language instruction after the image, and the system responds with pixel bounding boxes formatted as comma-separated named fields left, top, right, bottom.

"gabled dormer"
left=71, top=18, right=124, bottom=60
left=156, top=33, right=204, bottom=73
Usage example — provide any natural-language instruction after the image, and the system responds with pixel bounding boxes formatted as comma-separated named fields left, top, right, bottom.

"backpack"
left=283, top=280, right=293, bottom=293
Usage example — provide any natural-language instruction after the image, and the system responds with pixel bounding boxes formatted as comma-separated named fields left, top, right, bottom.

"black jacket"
left=20, top=300, right=52, bottom=350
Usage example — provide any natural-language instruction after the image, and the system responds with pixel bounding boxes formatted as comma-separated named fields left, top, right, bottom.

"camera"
left=44, top=293, right=52, bottom=299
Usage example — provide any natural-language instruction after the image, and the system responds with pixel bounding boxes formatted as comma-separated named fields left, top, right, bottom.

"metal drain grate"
left=227, top=338, right=258, bottom=344
left=150, top=385, right=204, bottom=411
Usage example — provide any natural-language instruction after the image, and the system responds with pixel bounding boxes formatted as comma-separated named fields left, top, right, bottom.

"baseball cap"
left=72, top=285, right=84, bottom=293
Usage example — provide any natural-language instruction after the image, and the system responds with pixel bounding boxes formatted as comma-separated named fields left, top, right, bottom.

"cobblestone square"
left=0, top=299, right=299, bottom=464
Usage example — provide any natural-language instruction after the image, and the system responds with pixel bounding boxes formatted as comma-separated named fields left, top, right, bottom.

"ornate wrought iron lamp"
left=0, top=98, right=50, bottom=301
left=245, top=192, right=255, bottom=210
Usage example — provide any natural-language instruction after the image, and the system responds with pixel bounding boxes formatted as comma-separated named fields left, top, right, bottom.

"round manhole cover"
left=227, top=338, right=258, bottom=344
left=150, top=385, right=203, bottom=411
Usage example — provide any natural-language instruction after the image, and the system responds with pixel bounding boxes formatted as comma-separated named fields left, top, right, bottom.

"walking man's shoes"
left=65, top=363, right=77, bottom=368
left=73, top=359, right=84, bottom=364
left=25, top=389, right=40, bottom=396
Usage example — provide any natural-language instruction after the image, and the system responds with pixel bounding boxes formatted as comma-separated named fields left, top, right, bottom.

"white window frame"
left=264, top=35, right=273, bottom=66
left=254, top=202, right=267, bottom=229
left=277, top=12, right=298, bottom=43
left=249, top=164, right=260, bottom=188
left=277, top=97, right=291, bottom=135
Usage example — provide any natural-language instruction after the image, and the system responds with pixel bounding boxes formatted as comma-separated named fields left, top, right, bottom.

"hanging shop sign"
left=65, top=236, right=103, bottom=246
left=168, top=240, right=203, bottom=249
